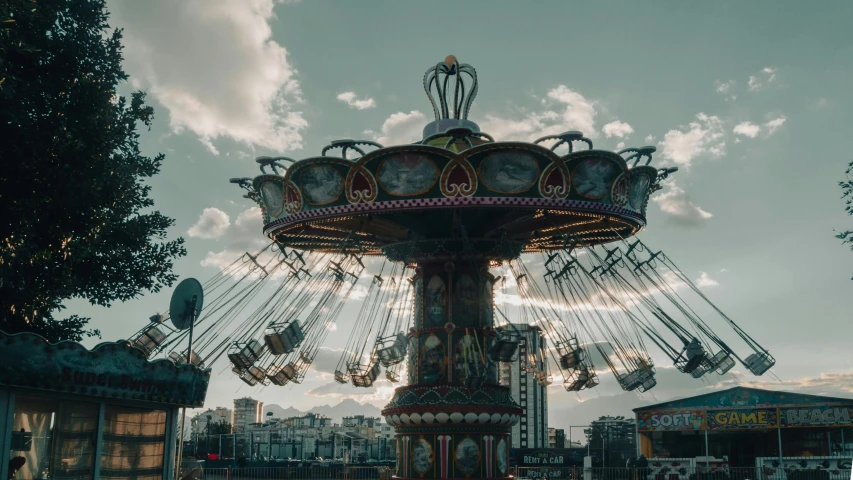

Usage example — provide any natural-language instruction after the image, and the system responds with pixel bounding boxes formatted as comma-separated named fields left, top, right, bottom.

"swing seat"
left=240, top=366, right=266, bottom=386
left=264, top=320, right=304, bottom=355
left=559, top=350, right=585, bottom=370
left=555, top=338, right=584, bottom=370
left=377, top=333, right=408, bottom=367
left=488, top=339, right=519, bottom=363
left=564, top=369, right=590, bottom=392
left=350, top=362, right=381, bottom=387
left=690, top=363, right=710, bottom=379
left=584, top=372, right=600, bottom=389
left=281, top=363, right=299, bottom=380
left=675, top=338, right=707, bottom=374
left=132, top=325, right=167, bottom=357
left=386, top=370, right=400, bottom=383
left=744, top=351, right=775, bottom=376
left=334, top=370, right=350, bottom=384
left=488, top=328, right=520, bottom=362
left=228, top=340, right=265, bottom=369
left=708, top=350, right=736, bottom=375
left=268, top=366, right=291, bottom=386
left=168, top=350, right=203, bottom=367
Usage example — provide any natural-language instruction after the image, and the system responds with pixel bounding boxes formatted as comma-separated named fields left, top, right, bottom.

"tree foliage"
left=838, top=161, right=853, bottom=279
left=0, top=0, right=185, bottom=342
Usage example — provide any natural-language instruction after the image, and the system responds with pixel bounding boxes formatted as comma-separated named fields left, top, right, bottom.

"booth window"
left=9, top=396, right=98, bottom=480
left=51, top=401, right=99, bottom=479
left=10, top=396, right=59, bottom=480
left=99, top=406, right=167, bottom=480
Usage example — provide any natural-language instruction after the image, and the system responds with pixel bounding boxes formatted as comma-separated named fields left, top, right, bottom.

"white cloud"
left=602, top=120, right=634, bottom=138
left=659, top=113, right=725, bottom=167
left=364, top=110, right=426, bottom=146
left=695, top=271, right=719, bottom=288
left=109, top=0, right=308, bottom=153
left=336, top=91, right=376, bottom=110
left=714, top=80, right=736, bottom=102
left=652, top=180, right=713, bottom=227
left=615, top=142, right=625, bottom=150
left=644, top=135, right=656, bottom=144
left=187, top=208, right=231, bottom=239
left=732, top=121, right=761, bottom=138
left=764, top=116, right=786, bottom=135
left=199, top=207, right=269, bottom=270
left=748, top=67, right=777, bottom=91
left=478, top=85, right=598, bottom=142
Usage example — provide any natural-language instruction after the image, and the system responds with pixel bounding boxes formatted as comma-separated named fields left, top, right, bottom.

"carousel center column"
left=382, top=257, right=521, bottom=480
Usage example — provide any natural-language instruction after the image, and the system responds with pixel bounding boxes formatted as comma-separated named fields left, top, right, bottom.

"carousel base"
left=383, top=385, right=520, bottom=479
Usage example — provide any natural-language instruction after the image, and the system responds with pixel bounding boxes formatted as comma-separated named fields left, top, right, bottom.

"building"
left=499, top=323, right=548, bottom=448
left=191, top=406, right=232, bottom=437
left=549, top=427, right=566, bottom=448
left=232, top=397, right=263, bottom=433
left=634, top=386, right=853, bottom=468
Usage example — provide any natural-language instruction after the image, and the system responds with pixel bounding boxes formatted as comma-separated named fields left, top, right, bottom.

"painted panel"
left=706, top=408, right=777, bottom=430
left=453, top=274, right=479, bottom=327
left=572, top=158, right=619, bottom=199
left=425, top=275, right=446, bottom=328
left=412, top=437, right=434, bottom=475
left=629, top=173, right=651, bottom=211
left=780, top=405, right=853, bottom=427
left=378, top=155, right=439, bottom=196
left=637, top=410, right=705, bottom=431
left=420, top=335, right=445, bottom=384
left=479, top=152, right=540, bottom=194
left=300, top=165, right=343, bottom=206
left=455, top=437, right=480, bottom=476
left=259, top=181, right=284, bottom=217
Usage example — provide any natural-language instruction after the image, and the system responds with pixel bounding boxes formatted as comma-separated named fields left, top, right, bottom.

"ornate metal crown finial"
left=423, top=55, right=479, bottom=122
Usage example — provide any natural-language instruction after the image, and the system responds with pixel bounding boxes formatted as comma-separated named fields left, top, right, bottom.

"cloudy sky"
left=68, top=0, right=853, bottom=427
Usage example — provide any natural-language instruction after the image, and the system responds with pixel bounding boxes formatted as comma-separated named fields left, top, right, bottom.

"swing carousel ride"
left=129, top=57, right=774, bottom=480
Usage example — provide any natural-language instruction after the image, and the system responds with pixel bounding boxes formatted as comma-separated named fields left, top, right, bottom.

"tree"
left=0, top=0, right=185, bottom=342
left=838, top=161, right=853, bottom=279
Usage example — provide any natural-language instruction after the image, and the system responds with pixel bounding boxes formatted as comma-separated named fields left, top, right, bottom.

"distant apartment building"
left=548, top=427, right=566, bottom=448
left=232, top=397, right=264, bottom=433
left=499, top=323, right=548, bottom=449
left=191, top=406, right=232, bottom=437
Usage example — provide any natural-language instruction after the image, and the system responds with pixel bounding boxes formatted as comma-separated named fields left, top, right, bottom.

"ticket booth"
left=0, top=331, right=210, bottom=479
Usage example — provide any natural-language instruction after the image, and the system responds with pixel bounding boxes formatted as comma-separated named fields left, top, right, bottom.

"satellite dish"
left=169, top=278, right=204, bottom=330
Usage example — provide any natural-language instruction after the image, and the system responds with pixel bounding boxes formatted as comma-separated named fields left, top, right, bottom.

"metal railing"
left=188, top=466, right=853, bottom=480
left=190, top=466, right=392, bottom=480
left=511, top=467, right=853, bottom=480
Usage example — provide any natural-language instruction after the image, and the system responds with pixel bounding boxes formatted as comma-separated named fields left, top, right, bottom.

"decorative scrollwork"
left=534, top=131, right=593, bottom=152
left=256, top=156, right=296, bottom=175
left=618, top=146, right=656, bottom=167
left=321, top=139, right=384, bottom=160
left=651, top=166, right=679, bottom=192
left=229, top=177, right=259, bottom=203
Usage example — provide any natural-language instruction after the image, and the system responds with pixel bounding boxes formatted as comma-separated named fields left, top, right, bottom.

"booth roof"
left=0, top=330, right=210, bottom=407
left=633, top=386, right=853, bottom=413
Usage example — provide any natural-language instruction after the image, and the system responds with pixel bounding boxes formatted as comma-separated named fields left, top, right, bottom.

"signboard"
left=637, top=410, right=705, bottom=431
left=705, top=409, right=777, bottom=430
left=513, top=448, right=592, bottom=467
left=0, top=331, right=209, bottom=406
left=780, top=406, right=853, bottom=428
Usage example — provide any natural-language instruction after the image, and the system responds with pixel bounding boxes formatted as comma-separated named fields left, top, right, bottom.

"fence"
left=186, top=465, right=391, bottom=480
left=512, top=467, right=853, bottom=480
left=185, top=466, right=853, bottom=480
